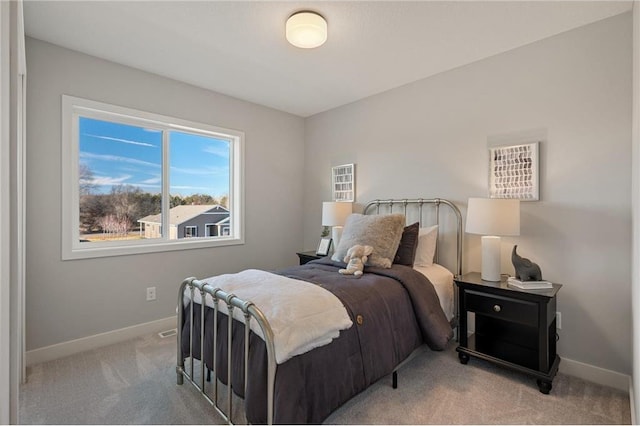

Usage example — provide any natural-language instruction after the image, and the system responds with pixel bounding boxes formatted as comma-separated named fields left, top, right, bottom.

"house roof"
left=138, top=205, right=229, bottom=226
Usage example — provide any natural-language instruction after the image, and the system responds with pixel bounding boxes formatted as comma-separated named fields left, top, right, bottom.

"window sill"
left=62, top=236, right=244, bottom=261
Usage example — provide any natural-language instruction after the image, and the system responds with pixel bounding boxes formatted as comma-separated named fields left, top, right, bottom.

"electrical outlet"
left=556, top=312, right=561, bottom=329
left=146, top=286, right=156, bottom=301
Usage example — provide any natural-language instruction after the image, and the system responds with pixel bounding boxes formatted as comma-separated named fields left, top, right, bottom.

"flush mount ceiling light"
left=286, top=11, right=327, bottom=49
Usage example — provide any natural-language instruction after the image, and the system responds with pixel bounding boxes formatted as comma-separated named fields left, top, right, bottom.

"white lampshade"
left=466, top=198, right=520, bottom=237
left=466, top=198, right=520, bottom=282
left=322, top=202, right=352, bottom=227
left=286, top=11, right=327, bottom=49
left=322, top=201, right=352, bottom=251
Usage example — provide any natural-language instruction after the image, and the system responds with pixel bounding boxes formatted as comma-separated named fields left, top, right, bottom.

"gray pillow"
left=331, top=213, right=406, bottom=268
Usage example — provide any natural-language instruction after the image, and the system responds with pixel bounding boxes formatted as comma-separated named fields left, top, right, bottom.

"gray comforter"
left=181, top=258, right=452, bottom=424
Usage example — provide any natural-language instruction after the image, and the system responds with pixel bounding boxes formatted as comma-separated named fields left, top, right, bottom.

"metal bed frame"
left=176, top=198, right=463, bottom=425
left=363, top=198, right=463, bottom=277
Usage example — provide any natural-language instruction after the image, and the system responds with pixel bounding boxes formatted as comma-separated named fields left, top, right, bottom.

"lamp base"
left=481, top=235, right=502, bottom=282
left=331, top=226, right=343, bottom=252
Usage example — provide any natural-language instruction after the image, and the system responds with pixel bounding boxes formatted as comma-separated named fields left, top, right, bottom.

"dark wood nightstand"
left=296, top=251, right=323, bottom=265
left=455, top=272, right=561, bottom=394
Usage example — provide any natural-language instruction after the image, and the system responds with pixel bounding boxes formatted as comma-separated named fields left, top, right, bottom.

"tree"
left=182, top=193, right=216, bottom=205
left=171, top=195, right=186, bottom=208
left=79, top=163, right=97, bottom=196
left=98, top=214, right=130, bottom=239
left=109, top=185, right=140, bottom=234
left=79, top=194, right=108, bottom=233
left=135, top=193, right=161, bottom=219
left=79, top=163, right=102, bottom=232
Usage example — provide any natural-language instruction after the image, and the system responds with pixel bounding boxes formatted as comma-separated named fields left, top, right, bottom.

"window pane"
left=169, top=131, right=231, bottom=239
left=78, top=117, right=163, bottom=243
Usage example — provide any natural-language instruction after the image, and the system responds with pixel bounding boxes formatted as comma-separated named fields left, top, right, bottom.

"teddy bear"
left=339, top=244, right=374, bottom=277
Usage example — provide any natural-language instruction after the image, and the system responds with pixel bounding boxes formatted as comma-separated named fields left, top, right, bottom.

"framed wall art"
left=489, top=142, right=539, bottom=201
left=332, top=163, right=355, bottom=202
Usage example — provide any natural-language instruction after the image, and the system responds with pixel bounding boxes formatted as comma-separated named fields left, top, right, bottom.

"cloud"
left=82, top=175, right=162, bottom=192
left=83, top=174, right=132, bottom=186
left=83, top=133, right=158, bottom=148
left=170, top=165, right=228, bottom=176
left=203, top=144, right=230, bottom=158
left=140, top=177, right=161, bottom=185
left=130, top=183, right=161, bottom=190
left=80, top=152, right=161, bottom=168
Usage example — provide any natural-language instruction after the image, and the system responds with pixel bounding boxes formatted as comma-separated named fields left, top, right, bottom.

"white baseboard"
left=559, top=356, right=630, bottom=392
left=24, top=318, right=633, bottom=396
left=25, top=316, right=177, bottom=366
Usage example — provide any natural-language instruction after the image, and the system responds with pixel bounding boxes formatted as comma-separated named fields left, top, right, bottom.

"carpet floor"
left=19, top=332, right=630, bottom=424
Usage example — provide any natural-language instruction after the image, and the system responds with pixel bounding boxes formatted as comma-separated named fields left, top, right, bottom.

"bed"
left=176, top=198, right=463, bottom=424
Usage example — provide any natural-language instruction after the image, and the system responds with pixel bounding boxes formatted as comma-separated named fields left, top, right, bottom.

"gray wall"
left=26, top=12, right=634, bottom=377
left=303, top=14, right=632, bottom=374
left=25, top=38, right=305, bottom=350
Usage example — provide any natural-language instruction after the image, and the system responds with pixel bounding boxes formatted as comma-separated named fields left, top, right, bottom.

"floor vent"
left=158, top=328, right=177, bottom=338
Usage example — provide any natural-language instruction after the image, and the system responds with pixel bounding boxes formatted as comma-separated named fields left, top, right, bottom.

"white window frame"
left=61, top=95, right=244, bottom=260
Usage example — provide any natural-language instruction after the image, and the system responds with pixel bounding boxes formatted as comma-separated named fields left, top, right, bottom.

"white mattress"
left=413, top=263, right=455, bottom=321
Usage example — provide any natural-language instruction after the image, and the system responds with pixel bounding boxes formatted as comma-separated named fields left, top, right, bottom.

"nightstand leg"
left=458, top=352, right=469, bottom=364
left=392, top=371, right=397, bottom=389
left=537, top=379, right=552, bottom=394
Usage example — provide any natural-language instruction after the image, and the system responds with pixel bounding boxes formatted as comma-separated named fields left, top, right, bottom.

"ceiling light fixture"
left=286, top=11, right=327, bottom=49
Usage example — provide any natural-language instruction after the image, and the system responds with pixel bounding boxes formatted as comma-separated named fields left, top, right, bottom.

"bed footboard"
left=176, top=277, right=277, bottom=425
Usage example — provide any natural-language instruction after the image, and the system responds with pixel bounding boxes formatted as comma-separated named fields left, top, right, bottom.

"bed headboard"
left=363, top=198, right=463, bottom=277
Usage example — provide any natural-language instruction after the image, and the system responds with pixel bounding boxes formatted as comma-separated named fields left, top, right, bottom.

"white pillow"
left=414, top=225, right=438, bottom=267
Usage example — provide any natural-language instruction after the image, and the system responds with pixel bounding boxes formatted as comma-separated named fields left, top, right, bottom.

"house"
left=1, top=1, right=640, bottom=423
left=138, top=205, right=230, bottom=240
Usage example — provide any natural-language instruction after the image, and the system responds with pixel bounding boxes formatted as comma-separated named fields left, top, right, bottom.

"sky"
left=79, top=117, right=230, bottom=197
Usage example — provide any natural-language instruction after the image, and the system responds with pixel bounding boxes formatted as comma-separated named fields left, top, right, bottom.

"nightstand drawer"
left=465, top=290, right=538, bottom=327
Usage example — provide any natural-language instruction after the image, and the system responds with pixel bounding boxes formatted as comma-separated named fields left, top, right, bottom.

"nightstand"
left=455, top=272, right=561, bottom=394
left=296, top=251, right=323, bottom=265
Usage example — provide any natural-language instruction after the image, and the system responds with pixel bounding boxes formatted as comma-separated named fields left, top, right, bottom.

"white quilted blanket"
left=183, top=269, right=353, bottom=364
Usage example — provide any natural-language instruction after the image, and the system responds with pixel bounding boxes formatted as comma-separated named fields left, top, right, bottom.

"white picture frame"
left=489, top=142, right=539, bottom=201
left=316, top=237, right=332, bottom=256
left=332, top=163, right=355, bottom=202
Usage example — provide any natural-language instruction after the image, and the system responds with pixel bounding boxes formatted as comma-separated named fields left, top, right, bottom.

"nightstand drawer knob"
left=493, top=304, right=502, bottom=312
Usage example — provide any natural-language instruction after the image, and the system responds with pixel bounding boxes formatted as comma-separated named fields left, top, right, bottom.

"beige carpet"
left=19, top=332, right=630, bottom=424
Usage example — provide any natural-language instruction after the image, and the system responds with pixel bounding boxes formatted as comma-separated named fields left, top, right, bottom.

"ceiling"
left=24, top=1, right=632, bottom=117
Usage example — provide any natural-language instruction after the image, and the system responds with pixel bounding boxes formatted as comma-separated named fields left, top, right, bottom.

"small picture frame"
left=316, top=237, right=332, bottom=256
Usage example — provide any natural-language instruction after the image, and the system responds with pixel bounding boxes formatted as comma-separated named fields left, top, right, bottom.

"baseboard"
left=26, top=316, right=177, bottom=366
left=559, top=356, right=630, bottom=392
left=24, top=318, right=633, bottom=395
left=629, top=377, right=636, bottom=425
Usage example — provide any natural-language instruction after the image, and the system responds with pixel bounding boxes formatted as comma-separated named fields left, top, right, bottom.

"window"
left=62, top=96, right=244, bottom=259
left=184, top=226, right=197, bottom=238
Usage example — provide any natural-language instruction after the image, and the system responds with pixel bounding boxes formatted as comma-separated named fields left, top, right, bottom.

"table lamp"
left=322, top=201, right=353, bottom=250
left=466, top=197, right=520, bottom=281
